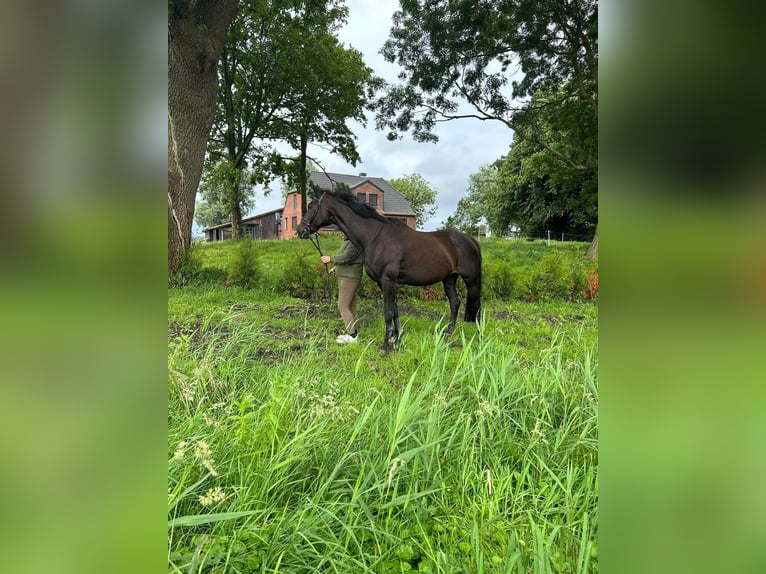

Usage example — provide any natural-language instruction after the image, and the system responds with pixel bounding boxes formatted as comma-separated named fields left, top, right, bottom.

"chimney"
left=359, top=172, right=367, bottom=177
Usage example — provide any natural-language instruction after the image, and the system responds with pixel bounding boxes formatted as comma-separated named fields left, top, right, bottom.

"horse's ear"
left=310, top=183, right=321, bottom=198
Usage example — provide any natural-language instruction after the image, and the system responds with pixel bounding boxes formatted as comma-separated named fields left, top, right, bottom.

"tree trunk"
left=586, top=222, right=598, bottom=261
left=229, top=167, right=244, bottom=238
left=298, top=133, right=309, bottom=215
left=168, top=0, right=239, bottom=275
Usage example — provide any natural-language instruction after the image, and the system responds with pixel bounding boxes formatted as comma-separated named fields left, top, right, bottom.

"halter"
left=305, top=192, right=331, bottom=297
left=303, top=192, right=326, bottom=235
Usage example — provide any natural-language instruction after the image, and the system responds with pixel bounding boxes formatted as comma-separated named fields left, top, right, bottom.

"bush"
left=227, top=239, right=260, bottom=289
left=526, top=252, right=574, bottom=301
left=275, top=251, right=327, bottom=299
left=172, top=244, right=227, bottom=286
left=569, top=257, right=597, bottom=300
left=485, top=255, right=526, bottom=301
left=583, top=269, right=599, bottom=299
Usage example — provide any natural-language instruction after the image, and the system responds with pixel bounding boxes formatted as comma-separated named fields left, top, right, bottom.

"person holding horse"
left=321, top=231, right=364, bottom=344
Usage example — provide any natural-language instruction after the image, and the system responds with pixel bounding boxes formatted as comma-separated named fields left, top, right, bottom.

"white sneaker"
left=336, top=333, right=358, bottom=344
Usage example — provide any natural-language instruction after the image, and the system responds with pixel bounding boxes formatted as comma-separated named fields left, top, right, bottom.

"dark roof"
left=203, top=208, right=282, bottom=231
left=309, top=171, right=416, bottom=217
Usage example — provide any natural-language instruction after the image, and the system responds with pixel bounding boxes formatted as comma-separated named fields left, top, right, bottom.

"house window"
left=293, top=194, right=297, bottom=209
left=357, top=193, right=366, bottom=204
left=369, top=194, right=378, bottom=207
left=292, top=216, right=298, bottom=229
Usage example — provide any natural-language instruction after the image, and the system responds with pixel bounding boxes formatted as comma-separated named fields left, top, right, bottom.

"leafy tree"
left=495, top=137, right=596, bottom=239
left=388, top=173, right=438, bottom=228
left=443, top=164, right=502, bottom=235
left=442, top=196, right=483, bottom=235
left=168, top=0, right=240, bottom=274
left=278, top=29, right=379, bottom=214
left=194, top=160, right=256, bottom=230
left=495, top=85, right=597, bottom=239
left=375, top=0, right=598, bottom=256
left=205, top=0, right=316, bottom=238
left=203, top=0, right=376, bottom=235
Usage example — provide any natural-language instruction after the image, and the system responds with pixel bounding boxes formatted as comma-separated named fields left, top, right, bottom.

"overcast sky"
left=245, top=0, right=514, bottom=231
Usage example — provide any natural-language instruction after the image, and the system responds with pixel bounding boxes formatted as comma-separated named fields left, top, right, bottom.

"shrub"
left=583, top=269, right=599, bottom=299
left=276, top=251, right=326, bottom=299
left=527, top=252, right=574, bottom=301
left=227, top=239, right=260, bottom=289
left=484, top=256, right=526, bottom=301
left=172, top=244, right=227, bottom=286
left=568, top=257, right=597, bottom=301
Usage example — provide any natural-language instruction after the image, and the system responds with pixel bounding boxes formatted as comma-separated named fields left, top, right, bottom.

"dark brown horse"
left=298, top=185, right=482, bottom=350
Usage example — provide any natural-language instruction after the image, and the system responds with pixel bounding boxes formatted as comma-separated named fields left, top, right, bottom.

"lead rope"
left=309, top=232, right=332, bottom=298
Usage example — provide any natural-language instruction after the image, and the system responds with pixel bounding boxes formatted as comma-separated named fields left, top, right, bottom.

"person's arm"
left=330, top=241, right=360, bottom=265
left=320, top=255, right=337, bottom=274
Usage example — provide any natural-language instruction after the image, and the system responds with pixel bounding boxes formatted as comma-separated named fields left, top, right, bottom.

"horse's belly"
left=398, top=264, right=455, bottom=286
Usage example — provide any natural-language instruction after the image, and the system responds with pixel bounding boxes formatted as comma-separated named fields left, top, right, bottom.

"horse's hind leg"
left=381, top=279, right=400, bottom=351
left=443, top=274, right=460, bottom=335
left=462, top=271, right=481, bottom=322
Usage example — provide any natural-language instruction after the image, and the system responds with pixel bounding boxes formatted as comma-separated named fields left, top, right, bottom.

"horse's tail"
left=463, top=235, right=482, bottom=322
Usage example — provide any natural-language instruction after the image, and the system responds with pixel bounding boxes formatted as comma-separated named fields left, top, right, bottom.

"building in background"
left=204, top=172, right=416, bottom=241
left=203, top=208, right=283, bottom=241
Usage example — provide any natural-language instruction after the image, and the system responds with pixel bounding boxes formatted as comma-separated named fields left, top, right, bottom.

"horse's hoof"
left=381, top=339, right=398, bottom=352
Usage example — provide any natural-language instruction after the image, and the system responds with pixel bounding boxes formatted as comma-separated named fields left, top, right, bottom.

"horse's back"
left=436, top=229, right=480, bottom=254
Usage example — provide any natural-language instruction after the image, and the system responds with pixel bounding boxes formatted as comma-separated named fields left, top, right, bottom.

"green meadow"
left=168, top=237, right=598, bottom=573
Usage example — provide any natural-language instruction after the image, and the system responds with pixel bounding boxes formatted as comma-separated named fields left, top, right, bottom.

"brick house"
left=281, top=171, right=417, bottom=239
left=204, top=171, right=416, bottom=241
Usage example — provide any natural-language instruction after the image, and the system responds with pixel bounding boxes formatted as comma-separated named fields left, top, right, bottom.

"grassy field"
left=168, top=238, right=598, bottom=573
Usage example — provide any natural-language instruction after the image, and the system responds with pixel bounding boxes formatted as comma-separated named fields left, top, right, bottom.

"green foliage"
left=195, top=160, right=257, bottom=230
left=202, top=0, right=379, bottom=226
left=494, top=87, right=598, bottom=238
left=378, top=0, right=597, bottom=249
left=527, top=252, right=574, bottom=302
left=375, top=0, right=597, bottom=161
left=276, top=250, right=327, bottom=299
left=388, top=173, right=438, bottom=228
left=484, top=254, right=525, bottom=300
left=226, top=239, right=259, bottom=288
left=443, top=163, right=507, bottom=235
left=186, top=237, right=597, bottom=305
left=171, top=243, right=227, bottom=287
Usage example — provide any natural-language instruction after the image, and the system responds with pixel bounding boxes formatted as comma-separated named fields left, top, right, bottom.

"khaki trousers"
left=337, top=277, right=360, bottom=334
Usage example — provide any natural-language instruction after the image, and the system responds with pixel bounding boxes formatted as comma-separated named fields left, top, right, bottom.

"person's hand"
left=329, top=267, right=336, bottom=275
left=321, top=255, right=331, bottom=264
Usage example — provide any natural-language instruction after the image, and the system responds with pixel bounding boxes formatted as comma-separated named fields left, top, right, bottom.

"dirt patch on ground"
left=169, top=308, right=320, bottom=365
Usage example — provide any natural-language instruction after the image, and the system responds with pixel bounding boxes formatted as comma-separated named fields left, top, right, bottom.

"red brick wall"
left=282, top=192, right=302, bottom=239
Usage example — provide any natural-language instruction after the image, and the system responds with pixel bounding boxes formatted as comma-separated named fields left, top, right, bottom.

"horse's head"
left=297, top=185, right=330, bottom=238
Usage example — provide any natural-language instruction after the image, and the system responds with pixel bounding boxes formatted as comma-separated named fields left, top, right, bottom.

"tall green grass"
left=168, top=301, right=598, bottom=573
left=175, top=237, right=597, bottom=303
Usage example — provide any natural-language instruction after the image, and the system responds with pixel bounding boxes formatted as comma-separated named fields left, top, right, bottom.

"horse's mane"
left=330, top=189, right=400, bottom=225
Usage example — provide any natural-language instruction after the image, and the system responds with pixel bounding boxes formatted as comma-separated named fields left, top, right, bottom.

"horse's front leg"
left=381, top=279, right=399, bottom=351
